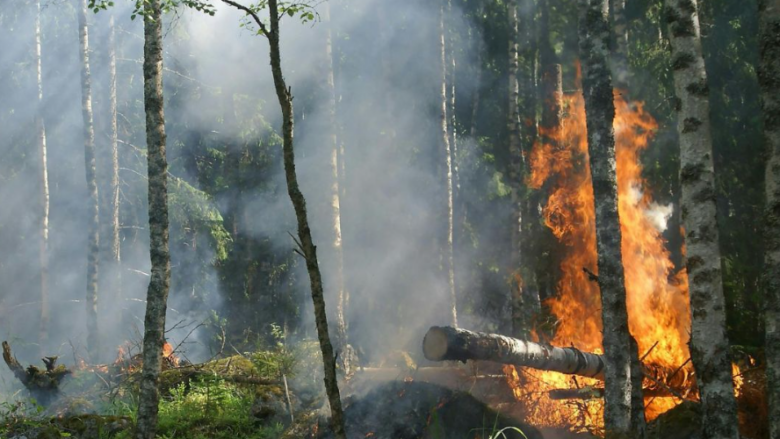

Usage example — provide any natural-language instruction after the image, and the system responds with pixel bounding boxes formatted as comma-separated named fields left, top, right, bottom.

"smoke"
left=0, top=0, right=501, bottom=397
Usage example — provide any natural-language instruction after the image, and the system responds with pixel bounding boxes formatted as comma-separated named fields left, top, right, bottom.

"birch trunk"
left=439, top=0, right=457, bottom=327
left=507, top=0, right=527, bottom=337
left=78, top=0, right=100, bottom=362
left=447, top=0, right=460, bottom=206
left=609, top=0, right=629, bottom=90
left=109, top=13, right=122, bottom=307
left=35, top=0, right=50, bottom=350
left=758, top=0, right=780, bottom=436
left=323, top=2, right=348, bottom=351
left=664, top=1, right=739, bottom=438
left=423, top=326, right=606, bottom=378
left=135, top=1, right=171, bottom=438
left=578, top=0, right=633, bottom=436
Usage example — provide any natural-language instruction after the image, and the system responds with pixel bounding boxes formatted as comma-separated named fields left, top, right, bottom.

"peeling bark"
left=758, top=0, right=780, bottom=437
left=78, top=0, right=100, bottom=363
left=664, top=1, right=739, bottom=438
left=135, top=1, right=171, bottom=438
left=578, top=0, right=633, bottom=436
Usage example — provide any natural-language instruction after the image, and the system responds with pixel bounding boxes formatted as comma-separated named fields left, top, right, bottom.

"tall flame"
left=515, top=85, right=696, bottom=430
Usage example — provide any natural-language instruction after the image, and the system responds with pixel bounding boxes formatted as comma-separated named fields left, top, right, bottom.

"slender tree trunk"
left=109, top=13, right=122, bottom=308
left=35, top=0, right=50, bottom=351
left=267, top=1, right=347, bottom=436
left=78, top=0, right=100, bottom=362
left=439, top=0, right=457, bottom=327
left=135, top=1, right=171, bottom=438
left=609, top=0, right=629, bottom=90
left=217, top=5, right=349, bottom=435
left=324, top=2, right=348, bottom=353
left=539, top=0, right=563, bottom=137
left=758, top=0, right=780, bottom=437
left=664, top=2, right=739, bottom=438
left=447, top=0, right=460, bottom=206
left=578, top=0, right=633, bottom=436
left=519, top=0, right=542, bottom=323
left=507, top=0, right=526, bottom=337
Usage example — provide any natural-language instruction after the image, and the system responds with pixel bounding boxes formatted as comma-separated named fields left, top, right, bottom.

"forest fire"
left=518, top=85, right=697, bottom=431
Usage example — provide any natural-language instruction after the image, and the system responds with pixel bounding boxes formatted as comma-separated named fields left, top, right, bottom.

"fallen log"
left=423, top=326, right=605, bottom=379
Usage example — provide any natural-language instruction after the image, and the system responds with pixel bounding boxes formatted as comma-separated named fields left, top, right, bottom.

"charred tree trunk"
left=35, top=0, right=50, bottom=350
left=758, top=0, right=780, bottom=437
left=323, top=2, right=348, bottom=354
left=664, top=1, right=739, bottom=438
left=108, top=13, right=122, bottom=309
left=439, top=0, right=457, bottom=327
left=578, top=0, right=633, bottom=436
left=135, top=1, right=171, bottom=438
left=423, top=326, right=605, bottom=378
left=78, top=0, right=100, bottom=363
left=609, top=0, right=629, bottom=90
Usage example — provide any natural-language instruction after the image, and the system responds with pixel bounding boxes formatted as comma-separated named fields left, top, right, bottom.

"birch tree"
left=35, top=0, right=50, bottom=350
left=578, top=0, right=633, bottom=436
left=507, top=0, right=527, bottom=337
left=108, top=13, right=122, bottom=309
left=758, top=0, right=780, bottom=436
left=438, top=0, right=457, bottom=326
left=134, top=0, right=171, bottom=437
left=323, top=1, right=348, bottom=356
left=78, top=0, right=100, bottom=362
left=664, top=1, right=739, bottom=438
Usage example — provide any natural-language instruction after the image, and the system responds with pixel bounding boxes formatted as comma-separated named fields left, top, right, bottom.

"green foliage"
left=249, top=324, right=297, bottom=379
left=169, top=176, right=232, bottom=262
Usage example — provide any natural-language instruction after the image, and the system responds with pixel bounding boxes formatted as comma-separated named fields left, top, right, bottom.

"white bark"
left=665, top=1, right=739, bottom=438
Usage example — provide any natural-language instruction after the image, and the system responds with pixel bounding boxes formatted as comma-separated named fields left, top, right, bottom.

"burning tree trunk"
left=438, top=0, right=457, bottom=327
left=758, top=0, right=780, bottom=436
left=78, top=0, right=100, bottom=363
left=664, top=1, right=739, bottom=438
left=423, top=326, right=605, bottom=378
left=34, top=0, right=50, bottom=350
left=219, top=1, right=347, bottom=437
left=135, top=1, right=171, bottom=438
left=578, top=0, right=633, bottom=436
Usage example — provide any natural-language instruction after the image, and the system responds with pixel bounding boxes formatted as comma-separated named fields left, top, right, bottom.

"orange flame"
left=521, top=86, right=695, bottom=429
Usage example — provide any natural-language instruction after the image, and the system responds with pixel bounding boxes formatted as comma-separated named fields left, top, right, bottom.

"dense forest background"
left=0, top=0, right=764, bottom=378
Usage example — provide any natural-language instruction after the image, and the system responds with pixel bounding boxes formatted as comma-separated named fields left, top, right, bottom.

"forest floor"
left=0, top=344, right=768, bottom=439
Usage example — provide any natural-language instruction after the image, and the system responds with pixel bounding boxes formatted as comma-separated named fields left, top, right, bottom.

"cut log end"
left=422, top=326, right=450, bottom=362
